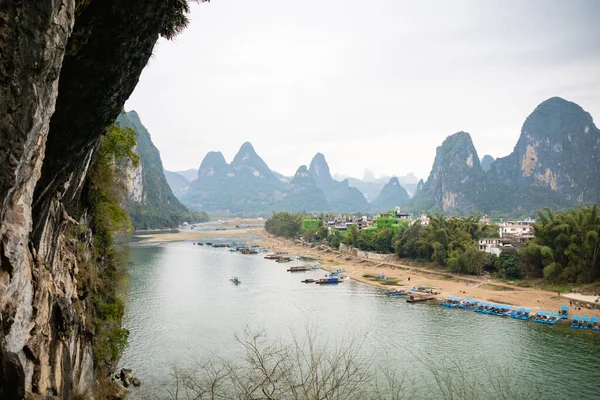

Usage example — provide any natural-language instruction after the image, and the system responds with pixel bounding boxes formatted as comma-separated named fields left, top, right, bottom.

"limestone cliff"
left=0, top=1, right=202, bottom=397
left=409, top=131, right=484, bottom=213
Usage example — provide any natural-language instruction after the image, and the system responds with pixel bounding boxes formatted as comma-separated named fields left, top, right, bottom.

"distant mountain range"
left=161, top=96, right=599, bottom=216
left=174, top=142, right=405, bottom=213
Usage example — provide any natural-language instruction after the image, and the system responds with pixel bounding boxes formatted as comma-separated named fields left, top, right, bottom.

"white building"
left=477, top=238, right=502, bottom=255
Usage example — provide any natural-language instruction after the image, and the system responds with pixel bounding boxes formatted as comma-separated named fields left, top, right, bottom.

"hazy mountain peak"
left=308, top=152, right=332, bottom=183
left=198, top=151, right=228, bottom=176
left=363, top=169, right=376, bottom=182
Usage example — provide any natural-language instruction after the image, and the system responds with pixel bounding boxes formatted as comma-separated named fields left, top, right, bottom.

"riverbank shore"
left=256, top=231, right=600, bottom=319
left=135, top=227, right=600, bottom=318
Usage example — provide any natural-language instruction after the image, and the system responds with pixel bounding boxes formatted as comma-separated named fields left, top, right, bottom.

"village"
left=302, top=208, right=536, bottom=256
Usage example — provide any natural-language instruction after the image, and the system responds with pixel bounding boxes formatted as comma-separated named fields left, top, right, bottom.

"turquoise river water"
left=120, top=236, right=600, bottom=399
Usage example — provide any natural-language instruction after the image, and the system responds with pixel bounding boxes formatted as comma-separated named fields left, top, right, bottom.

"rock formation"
left=0, top=1, right=203, bottom=397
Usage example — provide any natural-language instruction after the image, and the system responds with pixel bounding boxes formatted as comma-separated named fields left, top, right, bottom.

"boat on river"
left=533, top=311, right=550, bottom=323
left=385, top=289, right=412, bottom=297
left=301, top=279, right=316, bottom=283
left=276, top=257, right=292, bottom=263
left=546, top=312, right=560, bottom=325
left=571, top=315, right=580, bottom=328
left=458, top=298, right=479, bottom=309
left=580, top=316, right=589, bottom=329
left=510, top=307, right=532, bottom=320
left=230, top=277, right=242, bottom=285
left=441, top=296, right=462, bottom=308
left=287, top=266, right=312, bottom=272
left=407, top=294, right=435, bottom=303
left=591, top=316, right=599, bottom=331
left=560, top=305, right=569, bottom=319
left=316, top=277, right=340, bottom=284
left=264, top=253, right=279, bottom=259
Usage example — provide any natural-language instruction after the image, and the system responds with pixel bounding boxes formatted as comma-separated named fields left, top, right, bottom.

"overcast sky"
left=125, top=0, right=600, bottom=180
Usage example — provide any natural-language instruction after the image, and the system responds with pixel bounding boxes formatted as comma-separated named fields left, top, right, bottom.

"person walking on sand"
left=408, top=276, right=411, bottom=282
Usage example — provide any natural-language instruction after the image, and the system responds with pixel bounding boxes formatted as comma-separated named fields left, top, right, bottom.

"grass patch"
left=482, top=284, right=513, bottom=291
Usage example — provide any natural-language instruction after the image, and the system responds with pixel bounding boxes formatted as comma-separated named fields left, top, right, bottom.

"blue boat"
left=580, top=316, right=589, bottom=329
left=441, top=296, right=462, bottom=308
left=533, top=311, right=550, bottom=323
left=230, top=276, right=242, bottom=285
left=520, top=308, right=532, bottom=320
left=458, top=298, right=478, bottom=309
left=591, top=316, right=599, bottom=331
left=546, top=312, right=560, bottom=325
left=510, top=307, right=525, bottom=319
left=571, top=315, right=580, bottom=328
left=474, top=302, right=490, bottom=313
left=560, top=305, right=569, bottom=319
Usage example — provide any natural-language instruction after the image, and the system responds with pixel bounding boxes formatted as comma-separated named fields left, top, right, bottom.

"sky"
left=125, top=0, right=600, bottom=180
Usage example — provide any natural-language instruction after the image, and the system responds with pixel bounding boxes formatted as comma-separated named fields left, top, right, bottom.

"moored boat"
left=264, top=253, right=279, bottom=259
left=407, top=294, right=435, bottom=303
left=276, top=257, right=292, bottom=263
left=385, top=289, right=412, bottom=297
left=560, top=305, right=569, bottom=319
left=474, top=302, right=490, bottom=313
left=287, top=266, right=312, bottom=272
left=579, top=316, right=589, bottom=329
left=533, top=311, right=550, bottom=323
left=441, top=296, right=462, bottom=308
left=591, top=316, right=599, bottom=331
left=546, top=312, right=560, bottom=325
left=301, top=279, right=316, bottom=283
left=229, top=277, right=242, bottom=285
left=458, top=298, right=479, bottom=309
left=571, top=315, right=580, bottom=328
left=316, top=277, right=340, bottom=284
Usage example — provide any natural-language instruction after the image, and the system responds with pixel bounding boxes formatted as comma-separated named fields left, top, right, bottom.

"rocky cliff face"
left=117, top=111, right=191, bottom=229
left=489, top=97, right=600, bottom=205
left=0, top=0, right=197, bottom=397
left=410, top=131, right=484, bottom=213
left=409, top=98, right=600, bottom=215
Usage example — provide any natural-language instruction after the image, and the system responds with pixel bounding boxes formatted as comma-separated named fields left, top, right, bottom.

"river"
left=120, top=236, right=600, bottom=399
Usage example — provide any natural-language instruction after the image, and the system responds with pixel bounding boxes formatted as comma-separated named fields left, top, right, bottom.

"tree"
left=265, top=212, right=304, bottom=238
left=497, top=249, right=520, bottom=279
left=345, top=224, right=359, bottom=247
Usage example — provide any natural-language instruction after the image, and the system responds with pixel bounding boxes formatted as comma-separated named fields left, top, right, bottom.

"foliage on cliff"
left=84, top=123, right=138, bottom=368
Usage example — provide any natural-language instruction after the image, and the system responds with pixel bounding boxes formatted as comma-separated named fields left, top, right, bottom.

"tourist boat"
left=301, top=279, right=316, bottom=283
left=510, top=307, right=525, bottom=319
left=316, top=277, right=340, bottom=284
left=474, top=302, right=490, bottom=313
left=276, top=257, right=292, bottom=263
left=579, top=316, right=589, bottom=329
left=310, top=265, right=322, bottom=270
left=458, top=298, right=479, bottom=309
left=264, top=253, right=280, bottom=259
left=517, top=308, right=532, bottom=320
left=441, top=296, right=462, bottom=308
left=407, top=294, right=435, bottom=303
left=590, top=316, right=599, bottom=331
left=571, top=315, right=580, bottom=328
left=230, top=277, right=242, bottom=285
left=488, top=305, right=512, bottom=316
left=560, top=305, right=569, bottom=319
left=546, top=312, right=560, bottom=325
left=385, top=289, right=412, bottom=297
left=287, top=266, right=312, bottom=272
left=533, top=311, right=550, bottom=323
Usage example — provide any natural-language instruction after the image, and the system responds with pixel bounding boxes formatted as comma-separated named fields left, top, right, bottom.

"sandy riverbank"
left=136, top=227, right=266, bottom=243
left=256, top=231, right=600, bottom=319
left=136, top=227, right=600, bottom=318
